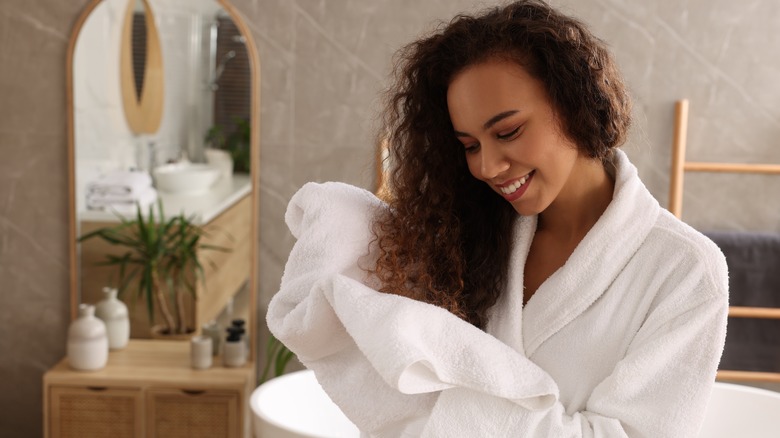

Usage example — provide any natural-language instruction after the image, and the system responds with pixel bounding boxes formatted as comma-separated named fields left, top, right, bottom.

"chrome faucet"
left=146, top=140, right=157, bottom=171
left=135, top=136, right=158, bottom=172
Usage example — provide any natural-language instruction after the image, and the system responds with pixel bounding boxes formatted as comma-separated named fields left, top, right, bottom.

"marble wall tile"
left=555, top=0, right=780, bottom=230
left=4, top=0, right=780, bottom=435
left=293, top=0, right=493, bottom=75
left=290, top=11, right=379, bottom=139
left=238, top=0, right=296, bottom=54
left=0, top=128, right=71, bottom=434
left=0, top=7, right=69, bottom=134
left=254, top=42, right=295, bottom=150
left=0, top=0, right=89, bottom=433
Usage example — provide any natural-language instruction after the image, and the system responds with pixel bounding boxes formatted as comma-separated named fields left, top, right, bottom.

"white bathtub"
left=250, top=370, right=360, bottom=438
left=699, top=382, right=780, bottom=437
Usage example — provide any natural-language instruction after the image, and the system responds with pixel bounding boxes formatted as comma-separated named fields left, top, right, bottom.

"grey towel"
left=706, top=231, right=780, bottom=373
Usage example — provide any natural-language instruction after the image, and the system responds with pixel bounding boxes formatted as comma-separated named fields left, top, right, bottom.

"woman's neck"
left=537, top=155, right=615, bottom=243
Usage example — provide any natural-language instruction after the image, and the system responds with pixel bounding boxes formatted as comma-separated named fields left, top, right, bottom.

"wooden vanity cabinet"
left=79, top=193, right=252, bottom=339
left=44, top=340, right=254, bottom=438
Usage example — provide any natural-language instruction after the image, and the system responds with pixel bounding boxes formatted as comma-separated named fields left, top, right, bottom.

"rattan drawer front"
left=146, top=388, right=239, bottom=438
left=49, top=386, right=143, bottom=438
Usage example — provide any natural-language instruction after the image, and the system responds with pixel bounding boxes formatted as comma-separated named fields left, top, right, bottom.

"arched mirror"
left=66, top=0, right=259, bottom=359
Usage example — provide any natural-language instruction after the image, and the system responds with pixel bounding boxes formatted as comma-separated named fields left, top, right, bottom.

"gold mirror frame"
left=65, top=0, right=261, bottom=360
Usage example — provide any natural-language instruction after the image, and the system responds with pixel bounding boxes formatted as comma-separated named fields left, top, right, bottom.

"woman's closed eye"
left=464, top=143, right=480, bottom=154
left=497, top=125, right=523, bottom=141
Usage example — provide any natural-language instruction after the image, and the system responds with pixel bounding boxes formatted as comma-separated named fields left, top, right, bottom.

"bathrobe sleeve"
left=266, top=182, right=437, bottom=434
left=421, top=259, right=729, bottom=437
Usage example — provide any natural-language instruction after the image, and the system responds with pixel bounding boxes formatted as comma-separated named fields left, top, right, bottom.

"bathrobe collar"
left=487, top=149, right=661, bottom=357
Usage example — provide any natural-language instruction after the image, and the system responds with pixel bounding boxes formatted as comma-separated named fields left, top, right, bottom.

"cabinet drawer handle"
left=181, top=389, right=206, bottom=396
left=86, top=386, right=108, bottom=391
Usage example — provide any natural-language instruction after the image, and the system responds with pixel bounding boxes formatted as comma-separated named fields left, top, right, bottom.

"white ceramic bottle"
left=67, top=304, right=109, bottom=371
left=95, top=287, right=130, bottom=350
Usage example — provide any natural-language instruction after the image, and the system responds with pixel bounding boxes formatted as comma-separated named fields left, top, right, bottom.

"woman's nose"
left=480, top=143, right=510, bottom=180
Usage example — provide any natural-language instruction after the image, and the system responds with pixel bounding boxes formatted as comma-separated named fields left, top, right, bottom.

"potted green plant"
left=259, top=335, right=296, bottom=384
left=79, top=202, right=229, bottom=337
left=205, top=117, right=251, bottom=174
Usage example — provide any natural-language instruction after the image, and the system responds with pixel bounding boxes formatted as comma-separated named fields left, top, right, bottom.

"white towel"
left=267, top=182, right=558, bottom=436
left=86, top=170, right=153, bottom=196
left=86, top=185, right=158, bottom=215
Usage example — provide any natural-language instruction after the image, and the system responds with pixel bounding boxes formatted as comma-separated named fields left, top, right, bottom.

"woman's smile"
left=496, top=170, right=534, bottom=201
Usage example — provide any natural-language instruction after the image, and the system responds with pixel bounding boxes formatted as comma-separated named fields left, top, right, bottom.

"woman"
left=268, top=1, right=728, bottom=436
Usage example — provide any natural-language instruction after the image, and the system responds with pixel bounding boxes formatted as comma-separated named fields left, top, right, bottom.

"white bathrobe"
left=267, top=150, right=729, bottom=437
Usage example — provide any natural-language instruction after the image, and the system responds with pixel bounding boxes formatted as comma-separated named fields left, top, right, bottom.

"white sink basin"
left=250, top=370, right=360, bottom=438
left=153, top=162, right=220, bottom=195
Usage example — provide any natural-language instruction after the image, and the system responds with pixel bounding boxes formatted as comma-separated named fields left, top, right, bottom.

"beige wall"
left=2, top=0, right=779, bottom=435
left=0, top=0, right=87, bottom=435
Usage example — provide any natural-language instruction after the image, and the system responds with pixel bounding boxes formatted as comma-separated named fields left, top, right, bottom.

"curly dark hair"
left=370, top=0, right=632, bottom=328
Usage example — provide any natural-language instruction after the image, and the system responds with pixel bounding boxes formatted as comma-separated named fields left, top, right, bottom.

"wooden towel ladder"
left=670, top=99, right=780, bottom=382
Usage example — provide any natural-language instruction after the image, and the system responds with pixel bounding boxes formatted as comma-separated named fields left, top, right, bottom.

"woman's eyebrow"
left=454, top=110, right=520, bottom=137
left=483, top=110, right=519, bottom=130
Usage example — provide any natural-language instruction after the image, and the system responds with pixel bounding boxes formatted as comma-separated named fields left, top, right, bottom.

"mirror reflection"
left=130, top=0, right=147, bottom=102
left=120, top=0, right=163, bottom=134
left=72, top=0, right=254, bottom=340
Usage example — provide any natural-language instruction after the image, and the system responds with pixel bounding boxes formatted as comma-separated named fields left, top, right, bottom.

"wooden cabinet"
left=146, top=388, right=240, bottom=437
left=44, top=340, right=254, bottom=438
left=79, top=192, right=252, bottom=339
left=49, top=387, right=143, bottom=438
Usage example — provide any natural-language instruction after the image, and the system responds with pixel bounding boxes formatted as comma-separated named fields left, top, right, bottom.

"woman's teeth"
left=500, top=174, right=530, bottom=195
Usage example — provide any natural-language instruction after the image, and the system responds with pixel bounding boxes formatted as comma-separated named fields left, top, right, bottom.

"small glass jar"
left=201, top=320, right=221, bottom=356
left=190, top=336, right=213, bottom=370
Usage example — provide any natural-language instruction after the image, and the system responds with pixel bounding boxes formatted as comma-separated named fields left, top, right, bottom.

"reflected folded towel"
left=87, top=170, right=153, bottom=196
left=86, top=186, right=158, bottom=215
